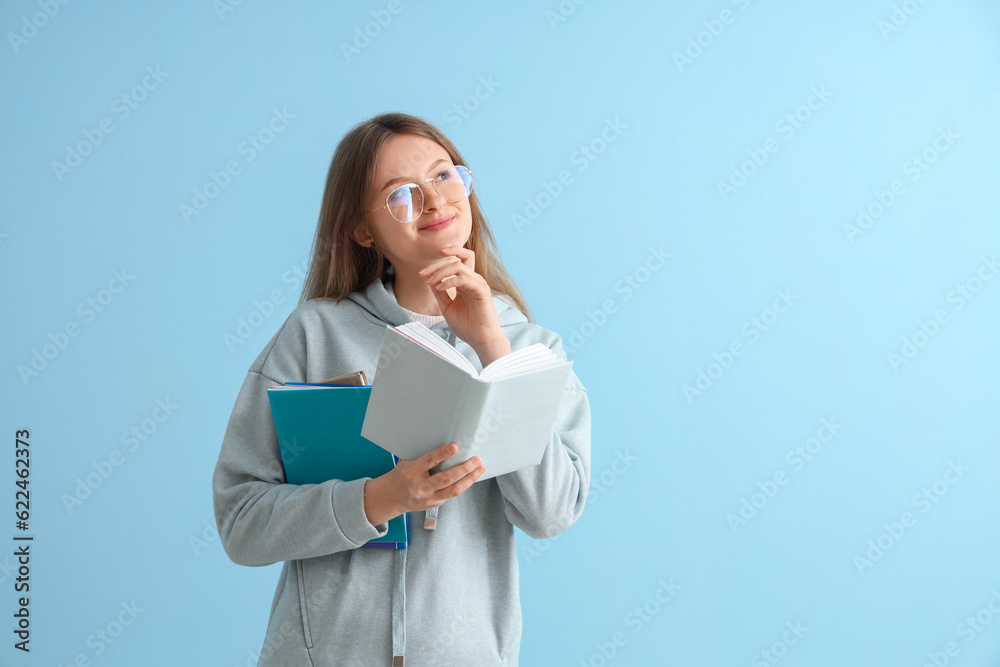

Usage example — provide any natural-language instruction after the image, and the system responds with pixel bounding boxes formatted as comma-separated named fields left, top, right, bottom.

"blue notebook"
left=266, top=382, right=408, bottom=549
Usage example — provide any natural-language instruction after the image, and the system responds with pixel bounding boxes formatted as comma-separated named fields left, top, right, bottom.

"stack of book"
left=268, top=370, right=409, bottom=549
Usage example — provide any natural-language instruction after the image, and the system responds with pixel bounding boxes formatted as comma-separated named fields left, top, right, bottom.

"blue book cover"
left=267, top=383, right=408, bottom=549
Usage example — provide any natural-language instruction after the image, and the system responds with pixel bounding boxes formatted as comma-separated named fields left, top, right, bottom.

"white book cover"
left=360, top=322, right=573, bottom=480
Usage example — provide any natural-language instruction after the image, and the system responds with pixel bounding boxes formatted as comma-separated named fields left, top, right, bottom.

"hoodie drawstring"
left=391, top=507, right=438, bottom=666
left=391, top=324, right=453, bottom=665
left=392, top=547, right=406, bottom=666
left=424, top=505, right=439, bottom=530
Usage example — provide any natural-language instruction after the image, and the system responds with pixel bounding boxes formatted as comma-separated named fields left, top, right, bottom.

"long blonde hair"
left=299, top=112, right=534, bottom=324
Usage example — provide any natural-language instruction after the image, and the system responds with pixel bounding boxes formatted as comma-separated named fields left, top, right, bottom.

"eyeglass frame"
left=368, top=165, right=473, bottom=223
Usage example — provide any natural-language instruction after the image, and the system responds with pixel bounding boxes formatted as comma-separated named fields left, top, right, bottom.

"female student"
left=212, top=112, right=591, bottom=666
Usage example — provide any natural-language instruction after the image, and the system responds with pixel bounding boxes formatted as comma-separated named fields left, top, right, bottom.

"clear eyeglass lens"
left=385, top=166, right=472, bottom=222
left=387, top=186, right=418, bottom=223
left=435, top=166, right=472, bottom=202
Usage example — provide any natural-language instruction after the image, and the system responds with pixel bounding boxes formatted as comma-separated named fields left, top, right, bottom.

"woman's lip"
left=420, top=216, right=454, bottom=231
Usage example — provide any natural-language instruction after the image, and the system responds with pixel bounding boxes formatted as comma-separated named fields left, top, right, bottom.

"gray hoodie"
left=212, top=267, right=591, bottom=666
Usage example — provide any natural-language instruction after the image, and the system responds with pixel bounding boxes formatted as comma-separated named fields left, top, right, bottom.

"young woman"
left=212, top=112, right=591, bottom=666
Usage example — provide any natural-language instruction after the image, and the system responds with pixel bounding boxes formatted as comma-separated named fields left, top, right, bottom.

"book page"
left=395, top=322, right=476, bottom=376
left=394, top=322, right=566, bottom=383
left=479, top=343, right=564, bottom=382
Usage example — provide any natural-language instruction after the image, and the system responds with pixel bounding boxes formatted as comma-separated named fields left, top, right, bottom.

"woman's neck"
left=390, top=269, right=454, bottom=316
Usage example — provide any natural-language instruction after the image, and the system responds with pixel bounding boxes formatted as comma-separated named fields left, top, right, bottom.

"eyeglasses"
left=370, top=165, right=473, bottom=223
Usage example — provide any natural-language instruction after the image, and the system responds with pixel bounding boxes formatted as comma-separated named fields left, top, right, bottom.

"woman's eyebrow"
left=381, top=158, right=450, bottom=191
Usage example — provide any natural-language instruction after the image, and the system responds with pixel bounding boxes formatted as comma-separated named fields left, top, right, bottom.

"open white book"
left=360, top=322, right=573, bottom=480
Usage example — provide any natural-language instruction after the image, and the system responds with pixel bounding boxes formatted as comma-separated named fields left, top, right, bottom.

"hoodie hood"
left=346, top=266, right=527, bottom=348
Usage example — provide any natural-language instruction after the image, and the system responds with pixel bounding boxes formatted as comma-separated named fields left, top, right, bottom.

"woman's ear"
left=351, top=225, right=372, bottom=247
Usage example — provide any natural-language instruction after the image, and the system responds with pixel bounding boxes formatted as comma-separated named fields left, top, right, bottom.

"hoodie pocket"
left=294, top=559, right=314, bottom=649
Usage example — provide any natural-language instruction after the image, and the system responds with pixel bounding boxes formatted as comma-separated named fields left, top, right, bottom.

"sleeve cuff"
left=331, top=477, right=389, bottom=545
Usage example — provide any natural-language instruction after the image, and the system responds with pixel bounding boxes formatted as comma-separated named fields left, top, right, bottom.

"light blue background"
left=2, top=1, right=999, bottom=665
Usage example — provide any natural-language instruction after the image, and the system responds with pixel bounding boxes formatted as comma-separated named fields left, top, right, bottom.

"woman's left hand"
left=418, top=246, right=510, bottom=364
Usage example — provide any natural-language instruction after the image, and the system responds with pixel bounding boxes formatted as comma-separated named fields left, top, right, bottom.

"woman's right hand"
left=363, top=443, right=485, bottom=526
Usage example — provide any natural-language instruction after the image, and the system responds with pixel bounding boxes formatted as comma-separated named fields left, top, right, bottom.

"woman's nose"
left=419, top=181, right=446, bottom=213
